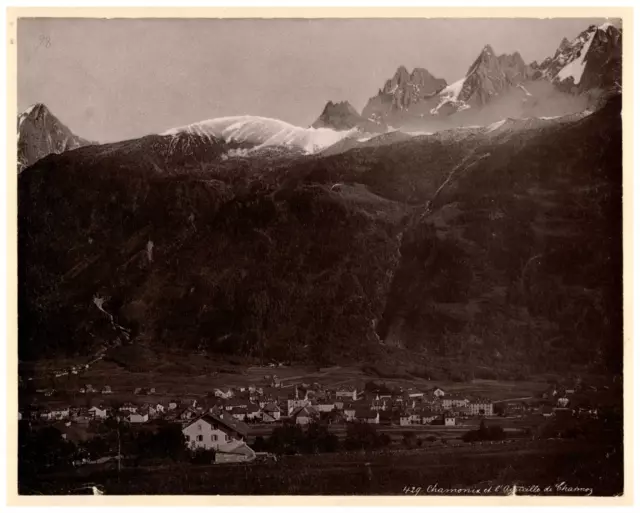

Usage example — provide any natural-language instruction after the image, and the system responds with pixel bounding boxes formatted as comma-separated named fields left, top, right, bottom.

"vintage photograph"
left=14, top=13, right=625, bottom=497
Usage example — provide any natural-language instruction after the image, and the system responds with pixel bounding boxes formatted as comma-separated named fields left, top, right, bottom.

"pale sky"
left=18, top=18, right=613, bottom=143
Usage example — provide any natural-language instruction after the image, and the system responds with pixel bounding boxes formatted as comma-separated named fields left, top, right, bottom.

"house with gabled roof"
left=182, top=412, right=250, bottom=452
left=291, top=405, right=318, bottom=425
left=430, top=387, right=446, bottom=398
left=214, top=388, right=234, bottom=399
left=261, top=402, right=281, bottom=423
left=127, top=411, right=149, bottom=424
left=89, top=405, right=109, bottom=419
left=287, top=395, right=310, bottom=415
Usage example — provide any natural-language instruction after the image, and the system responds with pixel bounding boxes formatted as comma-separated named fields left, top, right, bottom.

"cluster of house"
left=23, top=383, right=500, bottom=428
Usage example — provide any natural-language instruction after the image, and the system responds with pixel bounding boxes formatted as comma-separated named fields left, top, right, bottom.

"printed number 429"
left=403, top=486, right=422, bottom=495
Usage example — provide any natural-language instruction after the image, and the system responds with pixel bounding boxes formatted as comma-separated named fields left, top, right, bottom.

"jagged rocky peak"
left=18, top=102, right=49, bottom=127
left=482, top=44, right=496, bottom=57
left=377, top=64, right=447, bottom=97
left=318, top=100, right=360, bottom=118
left=17, top=103, right=92, bottom=172
left=387, top=65, right=410, bottom=85
left=535, top=22, right=621, bottom=93
left=361, top=64, right=448, bottom=124
left=558, top=37, right=572, bottom=53
left=451, top=44, right=532, bottom=108
left=311, top=100, right=385, bottom=132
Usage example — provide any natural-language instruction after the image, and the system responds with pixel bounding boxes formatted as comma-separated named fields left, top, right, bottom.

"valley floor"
left=21, top=439, right=622, bottom=496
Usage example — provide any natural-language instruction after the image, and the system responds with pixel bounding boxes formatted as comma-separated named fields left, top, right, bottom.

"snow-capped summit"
left=17, top=103, right=92, bottom=172
left=162, top=115, right=358, bottom=155
left=534, top=23, right=621, bottom=92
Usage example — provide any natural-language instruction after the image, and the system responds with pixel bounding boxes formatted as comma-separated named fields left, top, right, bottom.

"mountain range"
left=17, top=21, right=623, bottom=378
left=320, top=22, right=621, bottom=133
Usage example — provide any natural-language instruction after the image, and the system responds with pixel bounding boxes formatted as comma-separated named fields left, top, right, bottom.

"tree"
left=153, top=423, right=188, bottom=460
left=251, top=435, right=267, bottom=452
left=267, top=424, right=306, bottom=454
left=402, top=431, right=418, bottom=448
left=304, top=422, right=339, bottom=453
left=19, top=424, right=78, bottom=481
left=378, top=433, right=392, bottom=447
left=344, top=422, right=384, bottom=451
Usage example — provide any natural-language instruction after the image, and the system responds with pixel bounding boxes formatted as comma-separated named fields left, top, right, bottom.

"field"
left=22, top=357, right=556, bottom=410
left=22, top=439, right=623, bottom=496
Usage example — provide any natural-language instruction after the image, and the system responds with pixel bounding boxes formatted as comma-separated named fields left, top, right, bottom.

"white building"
left=343, top=407, right=356, bottom=422
left=291, top=406, right=318, bottom=425
left=89, top=406, right=109, bottom=419
left=182, top=413, right=250, bottom=452
left=312, top=402, right=335, bottom=413
left=466, top=400, right=494, bottom=416
left=431, top=388, right=446, bottom=398
left=442, top=396, right=469, bottom=410
left=335, top=387, right=357, bottom=401
left=214, top=388, right=235, bottom=399
left=287, top=397, right=310, bottom=415
left=404, top=388, right=424, bottom=399
left=127, top=412, right=149, bottom=423
left=119, top=403, right=138, bottom=414
left=261, top=403, right=281, bottom=422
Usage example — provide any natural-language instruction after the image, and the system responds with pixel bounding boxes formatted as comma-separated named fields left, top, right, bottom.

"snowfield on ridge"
left=162, top=115, right=358, bottom=154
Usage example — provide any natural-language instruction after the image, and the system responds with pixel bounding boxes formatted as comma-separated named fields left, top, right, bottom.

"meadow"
left=23, top=439, right=622, bottom=496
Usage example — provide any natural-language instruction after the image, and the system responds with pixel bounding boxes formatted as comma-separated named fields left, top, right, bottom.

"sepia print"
left=12, top=10, right=627, bottom=500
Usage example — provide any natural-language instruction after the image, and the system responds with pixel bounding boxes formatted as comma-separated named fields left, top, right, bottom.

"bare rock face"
left=534, top=23, right=621, bottom=94
left=311, top=100, right=386, bottom=133
left=17, top=103, right=92, bottom=172
left=361, top=66, right=447, bottom=126
left=456, top=46, right=533, bottom=108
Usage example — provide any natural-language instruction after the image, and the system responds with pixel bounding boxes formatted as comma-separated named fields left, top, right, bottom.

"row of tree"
left=252, top=422, right=393, bottom=455
left=461, top=420, right=506, bottom=443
